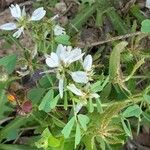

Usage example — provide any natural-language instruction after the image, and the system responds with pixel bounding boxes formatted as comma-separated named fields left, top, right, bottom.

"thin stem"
left=77, top=32, right=145, bottom=48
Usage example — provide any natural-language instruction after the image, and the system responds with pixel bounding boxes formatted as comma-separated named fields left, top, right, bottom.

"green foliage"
left=38, top=90, right=54, bottom=112
left=0, top=54, right=17, bottom=74
left=61, top=117, right=75, bottom=139
left=123, top=105, right=142, bottom=118
left=141, top=19, right=150, bottom=33
left=55, top=35, right=71, bottom=45
left=0, top=1, right=149, bottom=149
left=109, top=41, right=128, bottom=82
left=0, top=144, right=39, bottom=150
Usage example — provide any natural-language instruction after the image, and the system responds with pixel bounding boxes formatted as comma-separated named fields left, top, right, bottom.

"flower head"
left=46, top=44, right=84, bottom=98
left=53, top=25, right=66, bottom=36
left=0, top=4, right=46, bottom=38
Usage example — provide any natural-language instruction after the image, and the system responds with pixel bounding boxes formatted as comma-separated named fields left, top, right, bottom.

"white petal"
left=56, top=44, right=69, bottom=63
left=0, top=23, right=17, bottom=30
left=59, top=78, right=64, bottom=98
left=75, top=103, right=83, bottom=113
left=46, top=52, right=59, bottom=68
left=71, top=71, right=89, bottom=83
left=53, top=25, right=66, bottom=36
left=9, top=4, right=21, bottom=19
left=21, top=6, right=26, bottom=17
left=67, top=84, right=83, bottom=96
left=13, top=27, right=24, bottom=38
left=90, top=93, right=100, bottom=99
left=30, top=7, right=46, bottom=21
left=67, top=48, right=84, bottom=64
left=146, top=0, right=150, bottom=9
left=83, top=55, right=92, bottom=71
left=56, top=44, right=66, bottom=57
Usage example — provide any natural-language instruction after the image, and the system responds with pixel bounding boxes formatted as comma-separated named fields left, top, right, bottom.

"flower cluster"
left=0, top=4, right=99, bottom=114
left=45, top=44, right=99, bottom=112
left=0, top=4, right=46, bottom=38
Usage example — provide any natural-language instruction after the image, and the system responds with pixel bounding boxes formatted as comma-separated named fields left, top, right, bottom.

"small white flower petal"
left=59, top=78, right=64, bottom=98
left=13, top=27, right=24, bottom=38
left=75, top=103, right=83, bottom=113
left=71, top=71, right=89, bottom=83
left=56, top=44, right=66, bottom=58
left=21, top=6, right=26, bottom=17
left=46, top=52, right=60, bottom=68
left=9, top=4, right=21, bottom=19
left=30, top=7, right=46, bottom=21
left=146, top=0, right=150, bottom=9
left=83, top=55, right=92, bottom=71
left=90, top=93, right=100, bottom=99
left=0, top=23, right=17, bottom=30
left=56, top=44, right=70, bottom=64
left=67, top=84, right=83, bottom=96
left=67, top=48, right=84, bottom=64
left=53, top=25, right=66, bottom=36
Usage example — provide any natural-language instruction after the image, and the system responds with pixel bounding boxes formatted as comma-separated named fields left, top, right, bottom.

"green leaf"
left=123, top=105, right=142, bottom=118
left=78, top=114, right=90, bottom=131
left=75, top=123, right=81, bottom=148
left=121, top=118, right=132, bottom=137
left=61, top=116, right=75, bottom=138
left=0, top=90, right=13, bottom=119
left=49, top=94, right=60, bottom=110
left=96, top=99, right=103, bottom=113
left=27, top=88, right=46, bottom=104
left=55, top=35, right=71, bottom=45
left=48, top=136, right=61, bottom=148
left=106, top=7, right=128, bottom=34
left=143, top=94, right=150, bottom=104
left=141, top=19, right=150, bottom=33
left=88, top=99, right=94, bottom=113
left=91, top=80, right=103, bottom=92
left=38, top=90, right=54, bottom=112
left=130, top=5, right=146, bottom=23
left=0, top=54, right=17, bottom=74
left=0, top=144, right=39, bottom=150
left=0, top=117, right=28, bottom=142
left=68, top=4, right=96, bottom=34
left=109, top=41, right=128, bottom=82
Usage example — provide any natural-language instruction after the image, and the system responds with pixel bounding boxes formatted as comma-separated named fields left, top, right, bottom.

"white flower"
left=46, top=44, right=84, bottom=98
left=46, top=44, right=84, bottom=68
left=0, top=4, right=46, bottom=38
left=71, top=55, right=93, bottom=84
left=53, top=25, right=66, bottom=36
left=67, top=84, right=99, bottom=99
